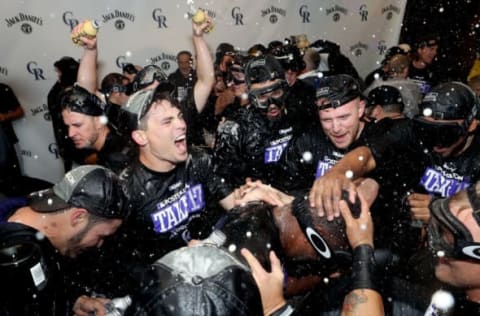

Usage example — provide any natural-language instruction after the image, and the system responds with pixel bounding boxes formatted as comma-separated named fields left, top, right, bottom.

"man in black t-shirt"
left=0, top=82, right=24, bottom=181
left=0, top=165, right=125, bottom=316
left=408, top=35, right=440, bottom=95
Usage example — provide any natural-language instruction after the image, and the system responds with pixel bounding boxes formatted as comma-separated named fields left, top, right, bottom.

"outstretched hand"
left=241, top=249, right=286, bottom=316
left=339, top=192, right=374, bottom=249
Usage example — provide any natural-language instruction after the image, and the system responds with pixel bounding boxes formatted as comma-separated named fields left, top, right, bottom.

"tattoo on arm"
left=342, top=290, right=368, bottom=315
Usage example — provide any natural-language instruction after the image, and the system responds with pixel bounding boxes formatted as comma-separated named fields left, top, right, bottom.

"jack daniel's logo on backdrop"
left=149, top=52, right=176, bottom=72
left=350, top=42, right=369, bottom=57
left=101, top=9, right=135, bottom=30
left=326, top=5, right=347, bottom=22
left=5, top=13, right=43, bottom=34
left=381, top=4, right=400, bottom=20
left=261, top=6, right=286, bottom=24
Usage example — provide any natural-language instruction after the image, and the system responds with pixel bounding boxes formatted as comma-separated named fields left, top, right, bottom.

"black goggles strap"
left=467, top=185, right=480, bottom=225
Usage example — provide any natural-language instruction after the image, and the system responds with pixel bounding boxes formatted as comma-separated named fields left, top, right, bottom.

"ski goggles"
left=427, top=186, right=480, bottom=261
left=249, top=80, right=287, bottom=111
left=412, top=117, right=467, bottom=148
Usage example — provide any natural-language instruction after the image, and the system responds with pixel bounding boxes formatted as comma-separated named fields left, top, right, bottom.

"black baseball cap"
left=130, top=244, right=263, bottom=316
left=131, top=65, right=170, bottom=93
left=244, top=55, right=285, bottom=87
left=28, top=165, right=125, bottom=219
left=60, top=85, right=106, bottom=116
left=367, top=85, right=404, bottom=107
left=419, top=82, right=477, bottom=120
left=315, top=74, right=363, bottom=110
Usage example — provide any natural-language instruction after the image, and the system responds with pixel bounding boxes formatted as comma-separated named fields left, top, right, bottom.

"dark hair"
left=176, top=50, right=192, bottom=61
left=138, top=90, right=182, bottom=130
left=382, top=103, right=404, bottom=114
left=101, top=73, right=129, bottom=95
left=123, top=63, right=139, bottom=75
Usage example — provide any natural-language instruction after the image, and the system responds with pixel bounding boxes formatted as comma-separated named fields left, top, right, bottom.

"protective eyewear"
left=249, top=81, right=287, bottom=111
left=427, top=189, right=480, bottom=261
left=412, top=117, right=466, bottom=148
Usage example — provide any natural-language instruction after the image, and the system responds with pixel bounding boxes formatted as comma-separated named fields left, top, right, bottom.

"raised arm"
left=192, top=12, right=215, bottom=113
left=71, top=20, right=99, bottom=94
left=339, top=191, right=384, bottom=316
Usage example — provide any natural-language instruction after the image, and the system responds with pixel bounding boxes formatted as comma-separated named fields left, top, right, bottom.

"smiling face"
left=317, top=97, right=365, bottom=149
left=134, top=99, right=188, bottom=172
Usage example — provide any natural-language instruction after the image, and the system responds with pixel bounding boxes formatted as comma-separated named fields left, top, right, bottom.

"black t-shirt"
left=118, top=147, right=232, bottom=263
left=97, top=130, right=131, bottom=174
left=277, top=121, right=385, bottom=192
left=0, top=222, right=66, bottom=316
left=0, top=83, right=21, bottom=144
left=213, top=106, right=296, bottom=188
left=408, top=63, right=438, bottom=95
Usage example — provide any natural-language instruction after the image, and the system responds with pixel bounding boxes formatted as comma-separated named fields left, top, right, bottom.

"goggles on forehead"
left=412, top=117, right=467, bottom=149
left=102, top=84, right=132, bottom=96
left=248, top=80, right=287, bottom=111
left=427, top=186, right=480, bottom=261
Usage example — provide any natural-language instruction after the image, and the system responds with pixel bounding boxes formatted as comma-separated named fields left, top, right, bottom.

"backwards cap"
left=244, top=55, right=285, bottom=87
left=28, top=165, right=126, bottom=219
left=60, top=85, right=106, bottom=116
left=367, top=85, right=404, bottom=107
left=130, top=245, right=263, bottom=316
left=315, top=74, right=362, bottom=110
left=419, top=82, right=477, bottom=120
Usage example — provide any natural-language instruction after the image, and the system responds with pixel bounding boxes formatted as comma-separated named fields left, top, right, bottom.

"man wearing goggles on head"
left=310, top=82, right=480, bottom=223
left=426, top=182, right=480, bottom=314
left=213, top=55, right=310, bottom=188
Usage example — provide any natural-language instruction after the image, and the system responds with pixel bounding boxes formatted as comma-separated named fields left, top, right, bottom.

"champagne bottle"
left=71, top=19, right=100, bottom=45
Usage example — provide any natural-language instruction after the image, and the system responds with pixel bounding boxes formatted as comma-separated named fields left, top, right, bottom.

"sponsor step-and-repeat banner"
left=0, top=0, right=407, bottom=183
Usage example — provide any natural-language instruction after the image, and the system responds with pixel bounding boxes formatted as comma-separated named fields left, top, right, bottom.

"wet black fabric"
left=117, top=148, right=231, bottom=261
left=127, top=245, right=263, bottom=316
left=97, top=130, right=131, bottom=174
left=408, top=64, right=438, bottom=95
left=0, top=222, right=66, bottom=316
left=213, top=106, right=297, bottom=188
left=277, top=121, right=384, bottom=192
left=0, top=83, right=21, bottom=144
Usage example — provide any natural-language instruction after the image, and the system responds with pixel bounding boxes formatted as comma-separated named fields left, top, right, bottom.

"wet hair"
left=101, top=73, right=129, bottom=95
left=387, top=54, right=410, bottom=77
left=138, top=91, right=182, bottom=131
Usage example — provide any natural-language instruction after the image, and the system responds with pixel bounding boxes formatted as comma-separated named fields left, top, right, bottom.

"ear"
left=357, top=99, right=366, bottom=118
left=70, top=208, right=88, bottom=227
left=132, top=130, right=148, bottom=146
left=371, top=105, right=382, bottom=117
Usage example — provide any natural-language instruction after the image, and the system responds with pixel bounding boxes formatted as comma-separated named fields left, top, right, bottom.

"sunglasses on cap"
left=412, top=117, right=467, bottom=149
left=249, top=80, right=287, bottom=111
left=427, top=186, right=480, bottom=261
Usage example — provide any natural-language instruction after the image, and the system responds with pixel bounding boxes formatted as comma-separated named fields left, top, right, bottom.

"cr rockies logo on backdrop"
left=5, top=12, right=43, bottom=34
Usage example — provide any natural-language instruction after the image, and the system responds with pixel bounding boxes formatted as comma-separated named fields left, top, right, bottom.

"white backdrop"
left=0, top=0, right=406, bottom=183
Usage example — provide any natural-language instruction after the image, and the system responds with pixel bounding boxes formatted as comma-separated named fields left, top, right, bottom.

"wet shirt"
left=408, top=64, right=438, bottom=95
left=278, top=121, right=383, bottom=192
left=213, top=106, right=296, bottom=187
left=370, top=122, right=480, bottom=198
left=118, top=147, right=232, bottom=263
left=97, top=130, right=131, bottom=174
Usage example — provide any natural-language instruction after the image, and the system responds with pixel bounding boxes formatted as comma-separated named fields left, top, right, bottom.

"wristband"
left=270, top=304, right=294, bottom=316
left=351, top=244, right=377, bottom=291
